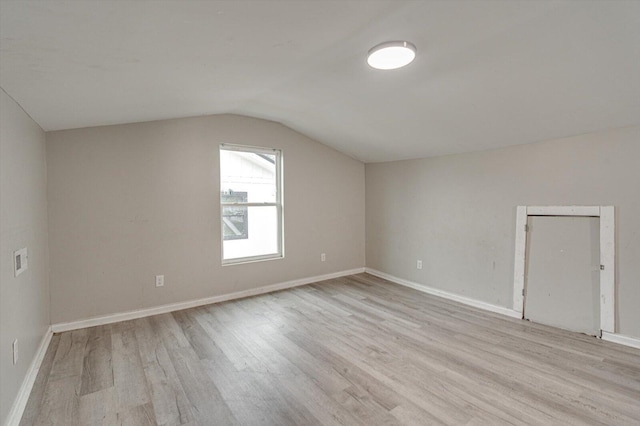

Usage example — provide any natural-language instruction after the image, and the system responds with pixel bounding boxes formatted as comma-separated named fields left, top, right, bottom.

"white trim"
left=220, top=143, right=278, bottom=155
left=365, top=268, right=521, bottom=319
left=599, top=206, right=615, bottom=333
left=221, top=202, right=278, bottom=208
left=52, top=268, right=365, bottom=333
left=512, top=206, right=527, bottom=315
left=222, top=252, right=284, bottom=266
left=512, top=205, right=616, bottom=333
left=601, top=332, right=640, bottom=350
left=526, top=205, right=600, bottom=216
left=513, top=206, right=527, bottom=315
left=5, top=326, right=53, bottom=426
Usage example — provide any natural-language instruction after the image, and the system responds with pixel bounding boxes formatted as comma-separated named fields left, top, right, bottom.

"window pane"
left=220, top=150, right=276, bottom=203
left=221, top=191, right=247, bottom=240
left=222, top=206, right=278, bottom=260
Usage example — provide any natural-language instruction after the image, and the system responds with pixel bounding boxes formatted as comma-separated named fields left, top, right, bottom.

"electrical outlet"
left=321, top=253, right=326, bottom=262
left=417, top=260, right=423, bottom=270
left=155, top=275, right=164, bottom=287
left=13, top=340, right=18, bottom=365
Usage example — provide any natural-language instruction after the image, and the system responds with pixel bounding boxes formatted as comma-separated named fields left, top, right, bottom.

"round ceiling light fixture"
left=367, top=41, right=417, bottom=70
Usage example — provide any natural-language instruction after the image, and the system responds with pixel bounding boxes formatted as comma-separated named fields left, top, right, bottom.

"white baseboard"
left=365, top=268, right=522, bottom=319
left=5, top=326, right=53, bottom=426
left=52, top=268, right=365, bottom=333
left=602, top=331, right=640, bottom=350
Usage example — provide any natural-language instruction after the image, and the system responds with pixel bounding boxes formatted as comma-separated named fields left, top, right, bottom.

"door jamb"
left=512, top=206, right=615, bottom=334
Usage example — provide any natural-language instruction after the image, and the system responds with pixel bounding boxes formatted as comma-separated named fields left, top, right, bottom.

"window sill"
left=222, top=253, right=284, bottom=266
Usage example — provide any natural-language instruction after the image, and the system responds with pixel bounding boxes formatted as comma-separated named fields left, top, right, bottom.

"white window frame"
left=220, top=144, right=284, bottom=265
left=512, top=205, right=615, bottom=334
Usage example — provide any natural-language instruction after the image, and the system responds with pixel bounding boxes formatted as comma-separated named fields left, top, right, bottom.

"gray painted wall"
left=47, top=114, right=365, bottom=324
left=0, top=89, right=50, bottom=423
left=366, top=126, right=640, bottom=339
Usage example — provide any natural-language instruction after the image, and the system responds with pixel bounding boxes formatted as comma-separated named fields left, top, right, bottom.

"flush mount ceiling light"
left=367, top=41, right=417, bottom=70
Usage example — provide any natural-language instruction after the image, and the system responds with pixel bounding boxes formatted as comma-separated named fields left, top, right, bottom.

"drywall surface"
left=366, top=126, right=640, bottom=338
left=0, top=89, right=50, bottom=423
left=47, top=114, right=365, bottom=324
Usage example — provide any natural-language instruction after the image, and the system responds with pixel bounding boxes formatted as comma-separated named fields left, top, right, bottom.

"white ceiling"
left=1, top=1, right=639, bottom=163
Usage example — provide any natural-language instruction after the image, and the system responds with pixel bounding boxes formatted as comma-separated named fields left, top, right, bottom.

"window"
left=220, top=144, right=283, bottom=264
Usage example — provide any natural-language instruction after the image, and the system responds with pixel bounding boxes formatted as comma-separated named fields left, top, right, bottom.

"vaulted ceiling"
left=1, top=1, right=639, bottom=162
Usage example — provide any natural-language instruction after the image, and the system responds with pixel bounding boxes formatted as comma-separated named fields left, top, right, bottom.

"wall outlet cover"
left=155, top=275, right=164, bottom=287
left=14, top=247, right=28, bottom=277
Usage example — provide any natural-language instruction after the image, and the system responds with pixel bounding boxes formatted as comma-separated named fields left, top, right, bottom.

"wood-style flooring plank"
left=48, top=329, right=88, bottom=381
left=32, top=375, right=81, bottom=426
left=150, top=313, right=238, bottom=425
left=79, top=325, right=113, bottom=396
left=117, top=403, right=157, bottom=426
left=111, top=324, right=152, bottom=413
left=134, top=316, right=194, bottom=425
left=78, top=387, right=118, bottom=425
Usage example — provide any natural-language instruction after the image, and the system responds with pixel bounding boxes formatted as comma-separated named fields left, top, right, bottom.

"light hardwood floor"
left=20, top=273, right=640, bottom=425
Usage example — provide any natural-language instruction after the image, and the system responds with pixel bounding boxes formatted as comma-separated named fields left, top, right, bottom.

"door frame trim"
left=512, top=205, right=615, bottom=333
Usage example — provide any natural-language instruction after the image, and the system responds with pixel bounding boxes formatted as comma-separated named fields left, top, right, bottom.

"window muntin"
left=220, top=144, right=283, bottom=264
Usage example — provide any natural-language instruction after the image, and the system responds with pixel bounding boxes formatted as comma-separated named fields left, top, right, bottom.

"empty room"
left=1, top=1, right=639, bottom=425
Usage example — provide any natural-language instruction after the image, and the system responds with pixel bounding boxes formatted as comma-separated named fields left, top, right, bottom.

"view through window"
left=220, top=145, right=283, bottom=263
